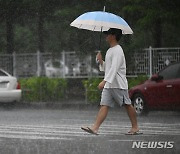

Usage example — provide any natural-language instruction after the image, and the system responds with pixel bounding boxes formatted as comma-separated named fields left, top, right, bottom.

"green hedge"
left=83, top=75, right=148, bottom=104
left=19, top=76, right=148, bottom=103
left=127, top=75, right=149, bottom=89
left=83, top=78, right=102, bottom=104
left=19, top=77, right=67, bottom=102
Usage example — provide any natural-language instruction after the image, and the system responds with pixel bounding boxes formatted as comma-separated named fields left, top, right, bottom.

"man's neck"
left=110, top=41, right=118, bottom=48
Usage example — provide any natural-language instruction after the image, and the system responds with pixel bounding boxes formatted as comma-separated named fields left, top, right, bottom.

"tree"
left=0, top=0, right=24, bottom=53
left=123, top=0, right=180, bottom=47
left=0, top=0, right=179, bottom=54
left=23, top=0, right=66, bottom=53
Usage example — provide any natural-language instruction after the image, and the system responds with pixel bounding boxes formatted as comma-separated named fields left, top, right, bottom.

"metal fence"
left=0, top=47, right=180, bottom=78
left=0, top=51, right=103, bottom=78
left=133, top=47, right=180, bottom=77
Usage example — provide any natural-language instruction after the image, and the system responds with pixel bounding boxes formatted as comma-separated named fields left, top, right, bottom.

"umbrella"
left=70, top=10, right=133, bottom=50
left=70, top=11, right=133, bottom=34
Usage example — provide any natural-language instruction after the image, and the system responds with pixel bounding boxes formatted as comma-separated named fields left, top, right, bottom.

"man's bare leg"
left=125, top=104, right=139, bottom=133
left=82, top=105, right=109, bottom=133
left=91, top=105, right=109, bottom=133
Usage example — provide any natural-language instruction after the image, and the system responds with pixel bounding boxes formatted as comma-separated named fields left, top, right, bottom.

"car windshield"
left=52, top=61, right=62, bottom=68
left=0, top=70, right=8, bottom=76
left=158, top=63, right=180, bottom=80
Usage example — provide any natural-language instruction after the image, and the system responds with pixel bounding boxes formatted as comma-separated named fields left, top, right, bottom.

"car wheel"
left=132, top=93, right=148, bottom=116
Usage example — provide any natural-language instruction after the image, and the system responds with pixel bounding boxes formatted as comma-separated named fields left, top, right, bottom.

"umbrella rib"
left=79, top=24, right=82, bottom=29
left=93, top=26, right=96, bottom=31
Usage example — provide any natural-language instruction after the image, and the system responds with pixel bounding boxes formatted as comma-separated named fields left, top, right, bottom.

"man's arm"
left=98, top=80, right=106, bottom=90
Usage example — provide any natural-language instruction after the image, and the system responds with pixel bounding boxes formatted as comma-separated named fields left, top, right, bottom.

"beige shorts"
left=100, top=88, right=132, bottom=107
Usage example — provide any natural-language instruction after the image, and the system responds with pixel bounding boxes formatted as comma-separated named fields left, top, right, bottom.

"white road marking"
left=0, top=134, right=74, bottom=140
left=109, top=139, right=144, bottom=142
left=0, top=122, right=179, bottom=140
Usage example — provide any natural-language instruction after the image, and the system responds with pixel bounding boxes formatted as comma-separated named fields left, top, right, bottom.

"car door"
left=158, top=63, right=180, bottom=106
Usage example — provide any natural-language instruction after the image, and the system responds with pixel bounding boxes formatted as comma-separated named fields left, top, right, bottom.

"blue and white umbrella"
left=70, top=11, right=133, bottom=34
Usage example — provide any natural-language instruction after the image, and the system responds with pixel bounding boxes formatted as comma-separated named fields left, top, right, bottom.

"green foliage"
left=0, top=0, right=179, bottom=53
left=128, top=75, right=148, bottom=89
left=82, top=78, right=102, bottom=104
left=14, top=25, right=37, bottom=52
left=83, top=76, right=148, bottom=103
left=19, top=77, right=67, bottom=102
left=123, top=0, right=180, bottom=47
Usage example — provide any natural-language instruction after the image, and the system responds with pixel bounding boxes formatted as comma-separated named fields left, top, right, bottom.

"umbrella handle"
left=98, top=27, right=103, bottom=50
left=98, top=6, right=105, bottom=50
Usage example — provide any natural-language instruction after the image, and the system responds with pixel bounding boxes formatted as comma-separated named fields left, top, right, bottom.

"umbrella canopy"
left=70, top=11, right=133, bottom=34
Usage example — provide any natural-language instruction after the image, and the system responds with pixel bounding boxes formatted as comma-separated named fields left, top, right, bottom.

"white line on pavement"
left=0, top=122, right=179, bottom=140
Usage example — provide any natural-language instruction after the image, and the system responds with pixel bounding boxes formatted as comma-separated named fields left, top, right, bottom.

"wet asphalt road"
left=0, top=105, right=179, bottom=154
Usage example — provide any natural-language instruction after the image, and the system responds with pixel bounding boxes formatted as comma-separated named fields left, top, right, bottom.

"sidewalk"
left=3, top=99, right=99, bottom=110
left=0, top=99, right=125, bottom=111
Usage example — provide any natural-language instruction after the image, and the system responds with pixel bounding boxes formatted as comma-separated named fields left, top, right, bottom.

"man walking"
left=81, top=28, right=139, bottom=135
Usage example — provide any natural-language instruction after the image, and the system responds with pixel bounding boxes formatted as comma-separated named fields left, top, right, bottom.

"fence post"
left=13, top=52, right=16, bottom=77
left=85, top=88, right=88, bottom=104
left=37, top=50, right=41, bottom=77
left=149, top=46, right=152, bottom=77
left=62, top=50, right=65, bottom=78
left=90, top=55, right=92, bottom=77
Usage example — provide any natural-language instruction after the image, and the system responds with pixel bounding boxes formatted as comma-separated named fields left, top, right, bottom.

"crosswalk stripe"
left=0, top=122, right=179, bottom=140
left=0, top=134, right=74, bottom=140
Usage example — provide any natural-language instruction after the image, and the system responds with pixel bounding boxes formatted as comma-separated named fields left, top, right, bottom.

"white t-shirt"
left=99, top=45, right=128, bottom=89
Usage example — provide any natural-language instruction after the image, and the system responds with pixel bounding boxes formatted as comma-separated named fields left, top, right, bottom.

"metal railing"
left=133, top=47, right=180, bottom=77
left=0, top=47, right=180, bottom=78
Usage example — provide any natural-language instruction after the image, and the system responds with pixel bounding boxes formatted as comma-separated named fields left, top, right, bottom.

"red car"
left=129, top=62, right=180, bottom=115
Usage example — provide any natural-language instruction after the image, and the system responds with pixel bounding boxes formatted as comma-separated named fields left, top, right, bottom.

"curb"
left=1, top=102, right=100, bottom=110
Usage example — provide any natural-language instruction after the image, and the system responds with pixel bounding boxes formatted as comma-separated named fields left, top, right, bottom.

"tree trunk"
left=152, top=18, right=162, bottom=47
left=38, top=12, right=44, bottom=53
left=6, top=13, right=14, bottom=54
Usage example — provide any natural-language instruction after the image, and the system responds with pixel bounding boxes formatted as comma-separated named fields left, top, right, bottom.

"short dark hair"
left=103, top=28, right=122, bottom=41
left=115, top=33, right=122, bottom=41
